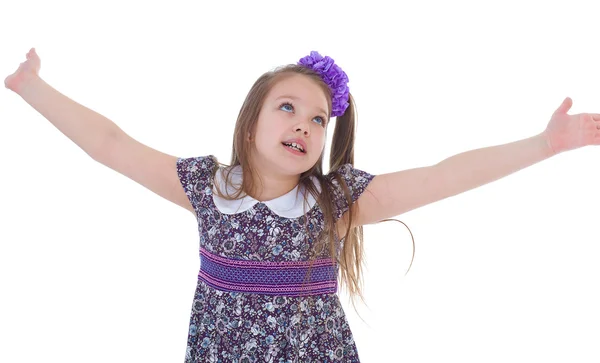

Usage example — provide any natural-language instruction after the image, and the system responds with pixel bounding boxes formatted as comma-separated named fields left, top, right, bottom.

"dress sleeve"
left=176, top=155, right=217, bottom=211
left=327, top=163, right=376, bottom=220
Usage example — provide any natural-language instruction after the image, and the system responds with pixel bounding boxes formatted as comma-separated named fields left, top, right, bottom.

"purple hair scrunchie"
left=297, top=51, right=350, bottom=117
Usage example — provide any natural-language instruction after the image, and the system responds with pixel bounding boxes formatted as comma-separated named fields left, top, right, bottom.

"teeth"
left=284, top=142, right=305, bottom=152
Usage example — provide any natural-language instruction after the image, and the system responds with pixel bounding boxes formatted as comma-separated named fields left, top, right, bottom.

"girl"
left=5, top=48, right=600, bottom=362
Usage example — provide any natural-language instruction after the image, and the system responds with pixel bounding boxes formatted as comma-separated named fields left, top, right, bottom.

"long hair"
left=211, top=64, right=415, bottom=320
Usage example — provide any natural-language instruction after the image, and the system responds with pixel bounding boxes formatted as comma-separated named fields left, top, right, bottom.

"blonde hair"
left=211, top=64, right=415, bottom=319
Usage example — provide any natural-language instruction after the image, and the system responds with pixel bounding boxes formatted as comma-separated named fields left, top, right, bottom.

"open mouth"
left=282, top=142, right=306, bottom=154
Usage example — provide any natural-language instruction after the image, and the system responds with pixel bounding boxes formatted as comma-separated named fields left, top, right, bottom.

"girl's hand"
left=543, top=97, right=600, bottom=155
left=4, top=48, right=41, bottom=94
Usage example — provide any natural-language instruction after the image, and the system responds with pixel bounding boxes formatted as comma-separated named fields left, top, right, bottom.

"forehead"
left=267, top=74, right=329, bottom=115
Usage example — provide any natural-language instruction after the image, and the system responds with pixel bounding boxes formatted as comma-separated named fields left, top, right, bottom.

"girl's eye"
left=280, top=102, right=294, bottom=112
left=279, top=102, right=326, bottom=127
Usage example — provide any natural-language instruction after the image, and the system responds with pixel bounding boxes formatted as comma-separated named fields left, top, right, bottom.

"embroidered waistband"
left=198, top=247, right=337, bottom=297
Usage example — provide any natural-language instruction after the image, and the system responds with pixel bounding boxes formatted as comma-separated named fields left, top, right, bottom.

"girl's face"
left=251, top=74, right=330, bottom=175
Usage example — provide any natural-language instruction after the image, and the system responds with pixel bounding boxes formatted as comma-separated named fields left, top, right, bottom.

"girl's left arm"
left=352, top=97, right=600, bottom=227
left=434, top=132, right=552, bottom=202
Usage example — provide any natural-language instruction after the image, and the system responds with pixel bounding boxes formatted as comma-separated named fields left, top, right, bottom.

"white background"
left=1, top=0, right=599, bottom=362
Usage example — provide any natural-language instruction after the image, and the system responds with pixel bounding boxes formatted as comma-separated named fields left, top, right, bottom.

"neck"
left=244, top=161, right=301, bottom=202
left=248, top=173, right=300, bottom=202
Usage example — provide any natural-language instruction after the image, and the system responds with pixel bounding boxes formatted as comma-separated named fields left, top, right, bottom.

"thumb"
left=554, top=97, right=572, bottom=115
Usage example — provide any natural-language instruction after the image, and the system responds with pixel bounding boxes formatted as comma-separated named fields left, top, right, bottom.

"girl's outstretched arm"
left=5, top=48, right=120, bottom=157
left=434, top=132, right=552, bottom=203
left=349, top=97, right=600, bottom=227
left=6, top=48, right=195, bottom=215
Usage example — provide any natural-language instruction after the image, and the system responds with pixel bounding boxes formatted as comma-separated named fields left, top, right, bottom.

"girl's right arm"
left=5, top=48, right=195, bottom=215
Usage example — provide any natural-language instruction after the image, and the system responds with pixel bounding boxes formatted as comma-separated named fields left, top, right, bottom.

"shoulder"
left=324, top=163, right=376, bottom=221
left=326, top=163, right=375, bottom=195
left=176, top=154, right=220, bottom=194
left=176, top=155, right=218, bottom=172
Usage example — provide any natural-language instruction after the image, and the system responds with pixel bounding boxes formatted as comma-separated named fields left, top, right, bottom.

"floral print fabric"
left=176, top=155, right=375, bottom=362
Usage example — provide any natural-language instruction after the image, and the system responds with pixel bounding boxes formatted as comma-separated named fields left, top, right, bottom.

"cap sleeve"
left=176, top=155, right=217, bottom=211
left=327, top=163, right=376, bottom=220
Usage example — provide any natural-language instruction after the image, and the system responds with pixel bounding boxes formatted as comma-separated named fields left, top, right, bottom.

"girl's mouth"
left=282, top=143, right=306, bottom=155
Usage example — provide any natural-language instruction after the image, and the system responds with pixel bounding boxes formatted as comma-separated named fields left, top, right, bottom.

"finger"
left=592, top=114, right=600, bottom=121
left=554, top=97, right=573, bottom=115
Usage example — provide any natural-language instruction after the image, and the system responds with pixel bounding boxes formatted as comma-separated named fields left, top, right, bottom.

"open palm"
left=544, top=97, right=600, bottom=155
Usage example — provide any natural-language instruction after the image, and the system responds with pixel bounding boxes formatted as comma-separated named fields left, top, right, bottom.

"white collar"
left=212, top=165, right=321, bottom=218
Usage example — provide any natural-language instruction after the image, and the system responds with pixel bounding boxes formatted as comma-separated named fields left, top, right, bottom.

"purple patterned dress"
left=176, top=155, right=375, bottom=363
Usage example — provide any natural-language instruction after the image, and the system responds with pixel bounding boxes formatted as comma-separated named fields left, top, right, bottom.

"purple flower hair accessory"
left=297, top=51, right=349, bottom=117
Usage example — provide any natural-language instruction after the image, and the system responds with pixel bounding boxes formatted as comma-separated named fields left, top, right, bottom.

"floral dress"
left=176, top=155, right=375, bottom=363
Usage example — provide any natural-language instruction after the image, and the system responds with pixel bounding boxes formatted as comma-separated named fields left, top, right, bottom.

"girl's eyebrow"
left=275, top=95, right=328, bottom=117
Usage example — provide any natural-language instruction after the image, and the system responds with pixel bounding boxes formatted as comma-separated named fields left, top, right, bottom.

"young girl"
left=5, top=48, right=600, bottom=363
